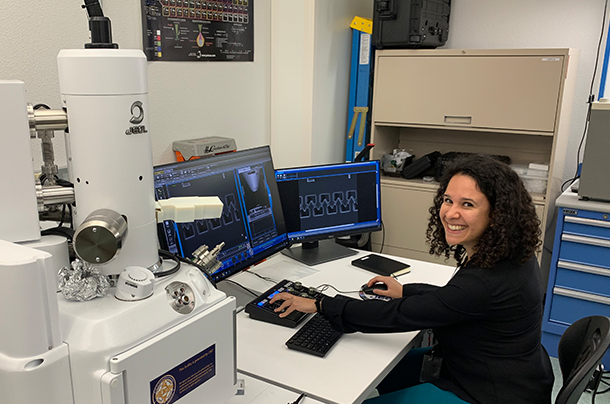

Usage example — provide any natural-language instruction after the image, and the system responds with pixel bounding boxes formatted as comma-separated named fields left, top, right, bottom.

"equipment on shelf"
left=401, top=151, right=441, bottom=179
left=286, top=314, right=343, bottom=357
left=245, top=279, right=323, bottom=328
left=373, top=0, right=451, bottom=49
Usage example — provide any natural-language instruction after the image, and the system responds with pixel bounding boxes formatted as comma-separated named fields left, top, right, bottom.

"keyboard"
left=245, top=279, right=322, bottom=328
left=286, top=313, right=343, bottom=357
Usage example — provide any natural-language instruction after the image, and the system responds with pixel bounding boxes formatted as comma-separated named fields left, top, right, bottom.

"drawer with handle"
left=555, top=260, right=610, bottom=299
left=563, top=215, right=610, bottom=240
left=549, top=287, right=610, bottom=325
left=558, top=233, right=610, bottom=268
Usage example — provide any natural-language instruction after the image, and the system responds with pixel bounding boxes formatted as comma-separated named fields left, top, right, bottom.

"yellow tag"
left=351, top=16, right=373, bottom=34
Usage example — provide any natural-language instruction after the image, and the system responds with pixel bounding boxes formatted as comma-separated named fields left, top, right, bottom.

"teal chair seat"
left=364, top=383, right=469, bottom=404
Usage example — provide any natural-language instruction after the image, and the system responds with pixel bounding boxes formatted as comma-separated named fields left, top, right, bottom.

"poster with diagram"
left=141, top=0, right=253, bottom=61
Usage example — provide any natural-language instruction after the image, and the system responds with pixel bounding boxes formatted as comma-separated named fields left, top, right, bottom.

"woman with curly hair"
left=271, top=154, right=554, bottom=404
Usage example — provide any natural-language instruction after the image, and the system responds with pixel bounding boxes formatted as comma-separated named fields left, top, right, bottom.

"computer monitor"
left=275, top=160, right=382, bottom=265
left=153, top=146, right=288, bottom=283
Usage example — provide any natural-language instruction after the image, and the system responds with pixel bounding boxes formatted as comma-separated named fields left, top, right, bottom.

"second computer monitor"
left=275, top=160, right=382, bottom=265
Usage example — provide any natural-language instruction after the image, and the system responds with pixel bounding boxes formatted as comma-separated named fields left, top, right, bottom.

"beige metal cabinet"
left=374, top=54, right=564, bottom=132
left=370, top=49, right=578, bottom=279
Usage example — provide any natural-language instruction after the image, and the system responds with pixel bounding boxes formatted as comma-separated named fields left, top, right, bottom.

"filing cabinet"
left=369, top=48, right=579, bottom=277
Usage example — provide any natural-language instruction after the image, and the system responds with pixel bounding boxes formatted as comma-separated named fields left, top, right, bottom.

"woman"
left=270, top=154, right=554, bottom=404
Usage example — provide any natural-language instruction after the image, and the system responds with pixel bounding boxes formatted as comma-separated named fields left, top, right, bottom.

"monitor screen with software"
left=275, top=160, right=382, bottom=265
left=153, top=146, right=288, bottom=283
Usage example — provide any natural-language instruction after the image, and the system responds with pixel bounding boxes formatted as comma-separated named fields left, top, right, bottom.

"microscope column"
left=57, top=49, right=159, bottom=276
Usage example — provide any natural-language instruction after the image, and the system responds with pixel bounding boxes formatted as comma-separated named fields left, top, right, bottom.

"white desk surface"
left=230, top=249, right=455, bottom=404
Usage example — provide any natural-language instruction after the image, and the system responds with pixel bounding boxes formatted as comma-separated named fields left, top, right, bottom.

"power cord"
left=562, top=0, right=609, bottom=192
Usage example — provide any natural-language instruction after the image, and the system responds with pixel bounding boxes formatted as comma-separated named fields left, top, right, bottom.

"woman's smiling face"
left=439, top=174, right=491, bottom=257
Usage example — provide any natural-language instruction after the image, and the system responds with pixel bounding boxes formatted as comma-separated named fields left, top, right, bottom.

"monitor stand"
left=281, top=239, right=358, bottom=266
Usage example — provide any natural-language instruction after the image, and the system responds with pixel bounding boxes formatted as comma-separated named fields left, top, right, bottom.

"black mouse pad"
left=351, top=254, right=410, bottom=276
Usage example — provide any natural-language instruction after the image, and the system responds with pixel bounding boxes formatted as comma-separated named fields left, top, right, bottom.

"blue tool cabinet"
left=542, top=190, right=610, bottom=367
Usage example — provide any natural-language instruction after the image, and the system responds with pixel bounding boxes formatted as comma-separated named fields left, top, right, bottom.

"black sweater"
left=320, top=256, right=554, bottom=404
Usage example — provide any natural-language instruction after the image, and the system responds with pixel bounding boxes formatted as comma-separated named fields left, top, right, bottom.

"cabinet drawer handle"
left=565, top=216, right=610, bottom=229
left=554, top=287, right=610, bottom=305
left=444, top=115, right=472, bottom=124
left=562, top=234, right=610, bottom=248
left=558, top=260, right=610, bottom=277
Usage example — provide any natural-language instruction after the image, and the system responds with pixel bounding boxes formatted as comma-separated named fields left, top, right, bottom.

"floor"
left=365, top=356, right=610, bottom=403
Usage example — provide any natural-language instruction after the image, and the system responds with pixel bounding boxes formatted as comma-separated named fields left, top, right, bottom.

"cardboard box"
left=173, top=136, right=237, bottom=161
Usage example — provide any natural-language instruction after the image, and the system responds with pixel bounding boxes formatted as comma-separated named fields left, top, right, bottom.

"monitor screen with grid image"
left=153, top=146, right=288, bottom=283
left=275, top=160, right=382, bottom=265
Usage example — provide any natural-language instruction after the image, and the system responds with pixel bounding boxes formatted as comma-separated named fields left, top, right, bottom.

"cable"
left=157, top=249, right=217, bottom=287
left=67, top=204, right=74, bottom=229
left=591, top=364, right=605, bottom=403
left=58, top=203, right=67, bottom=227
left=246, top=270, right=278, bottom=284
left=223, top=279, right=259, bottom=297
left=40, top=226, right=74, bottom=241
left=289, top=393, right=306, bottom=404
left=56, top=178, right=74, bottom=188
left=156, top=250, right=181, bottom=278
left=315, top=283, right=360, bottom=295
left=378, top=220, right=386, bottom=254
left=562, top=0, right=609, bottom=192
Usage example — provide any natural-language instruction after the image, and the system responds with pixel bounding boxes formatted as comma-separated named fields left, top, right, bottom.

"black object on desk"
left=351, top=254, right=410, bottom=277
left=245, top=279, right=322, bottom=328
left=286, top=313, right=343, bottom=357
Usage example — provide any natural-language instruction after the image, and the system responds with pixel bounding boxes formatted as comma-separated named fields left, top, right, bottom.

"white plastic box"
left=512, top=163, right=548, bottom=194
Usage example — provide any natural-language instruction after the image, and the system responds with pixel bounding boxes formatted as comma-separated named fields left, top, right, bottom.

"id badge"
left=419, top=349, right=442, bottom=383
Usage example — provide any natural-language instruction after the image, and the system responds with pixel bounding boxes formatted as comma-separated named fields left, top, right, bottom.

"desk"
left=230, top=249, right=454, bottom=404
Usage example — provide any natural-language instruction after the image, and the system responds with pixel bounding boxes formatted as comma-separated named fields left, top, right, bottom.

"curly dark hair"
left=425, top=154, right=541, bottom=268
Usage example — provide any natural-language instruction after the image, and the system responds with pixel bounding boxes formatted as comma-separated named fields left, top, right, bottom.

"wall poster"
left=141, top=0, right=253, bottom=61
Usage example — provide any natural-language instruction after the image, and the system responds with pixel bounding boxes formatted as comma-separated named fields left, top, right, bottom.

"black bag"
left=401, top=151, right=441, bottom=179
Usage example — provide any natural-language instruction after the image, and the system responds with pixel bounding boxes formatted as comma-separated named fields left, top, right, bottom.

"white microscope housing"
left=0, top=42, right=236, bottom=404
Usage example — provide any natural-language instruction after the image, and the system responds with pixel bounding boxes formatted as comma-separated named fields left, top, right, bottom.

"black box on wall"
left=373, top=0, right=451, bottom=49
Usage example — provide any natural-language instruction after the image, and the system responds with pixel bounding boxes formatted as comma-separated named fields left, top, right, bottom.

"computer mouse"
left=360, top=283, right=388, bottom=295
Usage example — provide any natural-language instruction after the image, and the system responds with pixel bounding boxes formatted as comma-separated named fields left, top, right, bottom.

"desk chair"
left=555, top=315, right=610, bottom=404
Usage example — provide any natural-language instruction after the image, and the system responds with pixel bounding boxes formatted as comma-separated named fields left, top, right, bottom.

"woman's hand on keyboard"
left=270, top=293, right=316, bottom=318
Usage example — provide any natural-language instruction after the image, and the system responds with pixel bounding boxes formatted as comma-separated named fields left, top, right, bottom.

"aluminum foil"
left=58, top=259, right=110, bottom=301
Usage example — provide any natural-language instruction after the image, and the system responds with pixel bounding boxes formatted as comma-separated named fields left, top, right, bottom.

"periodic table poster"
left=141, top=0, right=253, bottom=61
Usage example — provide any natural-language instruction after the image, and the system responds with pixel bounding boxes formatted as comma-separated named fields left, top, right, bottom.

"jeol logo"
left=130, top=101, right=145, bottom=124
left=126, top=100, right=148, bottom=135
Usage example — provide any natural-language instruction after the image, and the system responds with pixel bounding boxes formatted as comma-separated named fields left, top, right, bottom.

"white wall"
left=2, top=0, right=606, bottom=180
left=311, top=0, right=374, bottom=165
left=1, top=0, right=271, bottom=170
left=444, top=0, right=608, bottom=181
left=270, top=0, right=373, bottom=168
